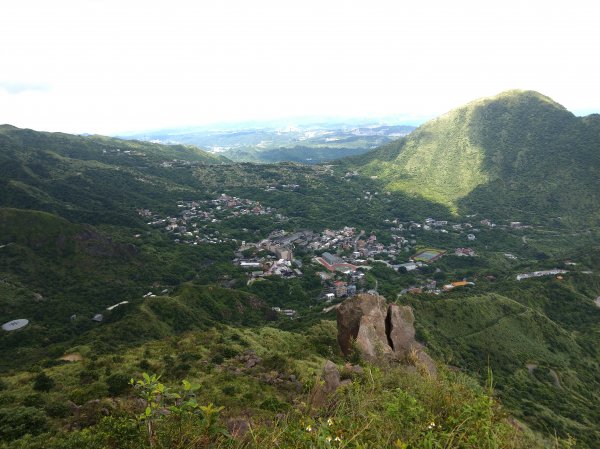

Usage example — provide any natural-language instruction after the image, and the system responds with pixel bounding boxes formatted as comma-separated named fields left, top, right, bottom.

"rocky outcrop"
left=311, top=360, right=356, bottom=408
left=387, top=304, right=418, bottom=356
left=321, top=360, right=341, bottom=394
left=337, top=294, right=436, bottom=376
left=337, top=293, right=392, bottom=359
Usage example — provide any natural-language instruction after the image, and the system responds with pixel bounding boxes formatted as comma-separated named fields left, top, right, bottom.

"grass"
left=0, top=327, right=554, bottom=448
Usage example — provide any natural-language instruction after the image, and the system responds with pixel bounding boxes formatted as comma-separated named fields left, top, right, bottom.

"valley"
left=1, top=91, right=600, bottom=448
left=122, top=122, right=416, bottom=164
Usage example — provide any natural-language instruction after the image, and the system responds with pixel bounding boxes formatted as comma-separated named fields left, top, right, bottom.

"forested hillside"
left=348, top=91, right=600, bottom=226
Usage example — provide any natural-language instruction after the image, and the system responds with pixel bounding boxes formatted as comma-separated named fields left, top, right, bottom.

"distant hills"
left=122, top=123, right=416, bottom=163
left=0, top=125, right=227, bottom=225
left=347, top=90, right=600, bottom=226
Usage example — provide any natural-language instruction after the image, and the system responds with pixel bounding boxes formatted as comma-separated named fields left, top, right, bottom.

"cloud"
left=0, top=81, right=50, bottom=94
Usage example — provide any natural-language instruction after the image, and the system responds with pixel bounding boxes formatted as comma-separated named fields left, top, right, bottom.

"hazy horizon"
left=1, top=0, right=599, bottom=135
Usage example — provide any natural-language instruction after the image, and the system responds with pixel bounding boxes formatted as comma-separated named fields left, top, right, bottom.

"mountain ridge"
left=347, top=90, right=600, bottom=225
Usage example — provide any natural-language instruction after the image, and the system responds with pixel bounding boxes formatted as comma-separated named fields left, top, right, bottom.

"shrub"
left=45, top=401, right=72, bottom=418
left=0, top=406, right=48, bottom=441
left=33, top=372, right=54, bottom=392
left=106, top=373, right=131, bottom=396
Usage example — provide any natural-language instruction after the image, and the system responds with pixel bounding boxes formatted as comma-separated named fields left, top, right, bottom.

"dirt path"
left=59, top=353, right=83, bottom=362
left=549, top=369, right=563, bottom=389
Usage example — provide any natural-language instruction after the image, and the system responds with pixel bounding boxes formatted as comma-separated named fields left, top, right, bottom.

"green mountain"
left=1, top=120, right=598, bottom=447
left=348, top=90, right=600, bottom=225
left=0, top=124, right=228, bottom=225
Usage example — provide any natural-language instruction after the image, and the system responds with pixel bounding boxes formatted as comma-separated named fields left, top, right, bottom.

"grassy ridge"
left=0, top=323, right=549, bottom=449
left=407, top=285, right=600, bottom=446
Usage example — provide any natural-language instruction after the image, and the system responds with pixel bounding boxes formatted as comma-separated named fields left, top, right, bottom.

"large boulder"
left=336, top=294, right=436, bottom=376
left=337, top=293, right=392, bottom=360
left=387, top=304, right=419, bottom=356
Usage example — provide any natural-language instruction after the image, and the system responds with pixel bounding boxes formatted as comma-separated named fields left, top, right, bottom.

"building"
left=322, top=252, right=344, bottom=265
left=334, top=281, right=348, bottom=297
left=398, top=262, right=418, bottom=271
left=455, top=248, right=476, bottom=257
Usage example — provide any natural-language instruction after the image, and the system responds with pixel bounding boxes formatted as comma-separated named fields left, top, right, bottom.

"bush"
left=106, top=373, right=131, bottom=396
left=0, top=406, right=48, bottom=441
left=33, top=372, right=54, bottom=392
left=22, top=393, right=45, bottom=407
left=69, top=382, right=109, bottom=405
left=45, top=401, right=72, bottom=418
left=79, top=369, right=100, bottom=385
left=262, top=354, right=289, bottom=372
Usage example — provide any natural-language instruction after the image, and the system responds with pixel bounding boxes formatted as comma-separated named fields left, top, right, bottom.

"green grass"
left=0, top=325, right=553, bottom=449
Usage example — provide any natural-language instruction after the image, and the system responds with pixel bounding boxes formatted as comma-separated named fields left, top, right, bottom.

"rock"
left=415, top=351, right=437, bottom=377
left=386, top=304, right=419, bottom=357
left=311, top=360, right=342, bottom=408
left=238, top=350, right=261, bottom=369
left=344, top=363, right=364, bottom=376
left=245, top=358, right=259, bottom=369
left=321, top=360, right=340, bottom=394
left=337, top=293, right=392, bottom=360
left=227, top=418, right=250, bottom=438
left=336, top=294, right=436, bottom=376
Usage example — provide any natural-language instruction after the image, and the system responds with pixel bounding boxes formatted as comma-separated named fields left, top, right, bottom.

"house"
left=92, top=314, right=104, bottom=322
left=334, top=281, right=348, bottom=297
left=398, top=262, right=418, bottom=271
left=443, top=281, right=475, bottom=291
left=455, top=248, right=476, bottom=257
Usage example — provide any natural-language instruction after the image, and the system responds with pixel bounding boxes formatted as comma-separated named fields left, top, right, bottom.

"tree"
left=33, top=372, right=54, bottom=392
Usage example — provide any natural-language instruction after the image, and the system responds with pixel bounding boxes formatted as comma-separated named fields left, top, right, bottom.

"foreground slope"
left=349, top=90, right=600, bottom=225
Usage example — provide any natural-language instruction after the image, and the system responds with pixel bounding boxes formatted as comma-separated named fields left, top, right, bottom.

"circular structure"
left=2, top=319, right=29, bottom=332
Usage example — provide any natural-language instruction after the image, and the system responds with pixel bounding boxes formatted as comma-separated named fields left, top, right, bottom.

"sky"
left=1, top=0, right=599, bottom=135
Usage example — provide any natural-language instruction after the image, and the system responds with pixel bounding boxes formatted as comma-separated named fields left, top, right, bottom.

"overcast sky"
left=1, top=0, right=598, bottom=135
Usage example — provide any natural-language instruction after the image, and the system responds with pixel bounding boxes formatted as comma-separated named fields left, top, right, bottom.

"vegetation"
left=2, top=91, right=600, bottom=447
left=346, top=90, right=600, bottom=226
left=0, top=330, right=555, bottom=448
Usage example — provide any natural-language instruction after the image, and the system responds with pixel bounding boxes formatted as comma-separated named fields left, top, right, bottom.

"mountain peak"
left=349, top=90, right=599, bottom=225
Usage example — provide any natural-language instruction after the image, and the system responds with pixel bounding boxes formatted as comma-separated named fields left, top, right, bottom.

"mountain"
left=1, top=119, right=599, bottom=447
left=122, top=123, right=416, bottom=163
left=348, top=91, right=600, bottom=225
left=0, top=125, right=228, bottom=225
